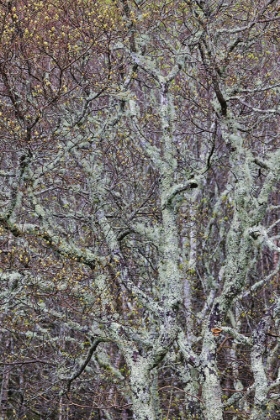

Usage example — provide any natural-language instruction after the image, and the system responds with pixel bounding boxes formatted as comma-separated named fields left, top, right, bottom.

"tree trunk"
left=0, top=364, right=10, bottom=420
left=200, top=332, right=223, bottom=420
left=129, top=360, right=161, bottom=420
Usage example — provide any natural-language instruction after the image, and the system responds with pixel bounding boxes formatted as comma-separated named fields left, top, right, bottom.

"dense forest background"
left=1, top=0, right=280, bottom=419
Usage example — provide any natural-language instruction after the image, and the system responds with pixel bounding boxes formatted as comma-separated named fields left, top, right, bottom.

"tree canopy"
left=1, top=0, right=280, bottom=419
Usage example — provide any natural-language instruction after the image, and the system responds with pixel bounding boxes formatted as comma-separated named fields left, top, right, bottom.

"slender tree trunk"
left=0, top=364, right=10, bottom=420
left=249, top=319, right=269, bottom=420
left=129, top=359, right=161, bottom=420
left=200, top=332, right=223, bottom=420
left=183, top=368, right=204, bottom=419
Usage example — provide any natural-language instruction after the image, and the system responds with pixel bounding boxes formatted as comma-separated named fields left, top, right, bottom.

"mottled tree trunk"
left=129, top=360, right=161, bottom=420
left=200, top=333, right=223, bottom=420
left=183, top=368, right=204, bottom=419
left=0, top=364, right=10, bottom=420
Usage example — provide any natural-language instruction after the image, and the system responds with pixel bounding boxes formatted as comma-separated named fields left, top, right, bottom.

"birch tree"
left=1, top=0, right=280, bottom=419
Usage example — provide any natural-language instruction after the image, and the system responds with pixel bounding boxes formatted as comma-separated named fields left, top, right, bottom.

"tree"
left=1, top=0, right=280, bottom=419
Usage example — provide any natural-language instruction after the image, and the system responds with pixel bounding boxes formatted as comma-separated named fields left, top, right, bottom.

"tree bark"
left=200, top=332, right=223, bottom=420
left=129, top=359, right=161, bottom=420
